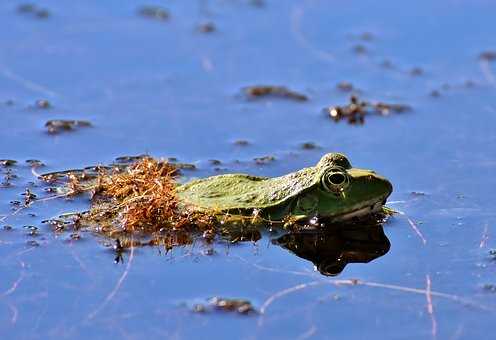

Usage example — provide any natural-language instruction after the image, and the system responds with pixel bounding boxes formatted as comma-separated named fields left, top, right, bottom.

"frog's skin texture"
left=176, top=153, right=393, bottom=223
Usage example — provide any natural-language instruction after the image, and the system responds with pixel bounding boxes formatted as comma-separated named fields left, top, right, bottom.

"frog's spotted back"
left=176, top=152, right=392, bottom=221
left=176, top=153, right=346, bottom=213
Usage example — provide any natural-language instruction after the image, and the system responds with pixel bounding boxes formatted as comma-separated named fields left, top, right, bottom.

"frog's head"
left=293, top=153, right=393, bottom=222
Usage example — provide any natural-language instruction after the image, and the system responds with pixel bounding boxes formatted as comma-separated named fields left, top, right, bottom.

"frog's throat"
left=328, top=195, right=388, bottom=222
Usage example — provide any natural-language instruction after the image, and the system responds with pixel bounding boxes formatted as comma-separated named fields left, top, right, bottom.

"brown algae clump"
left=55, top=158, right=215, bottom=235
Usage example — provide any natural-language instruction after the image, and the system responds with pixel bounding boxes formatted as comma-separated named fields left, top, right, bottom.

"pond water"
left=1, top=0, right=495, bottom=339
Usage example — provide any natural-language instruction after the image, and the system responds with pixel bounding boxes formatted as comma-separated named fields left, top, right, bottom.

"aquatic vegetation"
left=58, top=158, right=215, bottom=234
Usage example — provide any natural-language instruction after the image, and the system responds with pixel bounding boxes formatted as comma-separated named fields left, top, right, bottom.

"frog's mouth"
left=328, top=196, right=388, bottom=223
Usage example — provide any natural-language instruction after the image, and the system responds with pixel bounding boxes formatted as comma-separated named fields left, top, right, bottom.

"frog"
left=176, top=153, right=392, bottom=224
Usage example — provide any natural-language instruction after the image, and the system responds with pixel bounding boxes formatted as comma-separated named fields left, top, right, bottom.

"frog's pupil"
left=329, top=173, right=346, bottom=185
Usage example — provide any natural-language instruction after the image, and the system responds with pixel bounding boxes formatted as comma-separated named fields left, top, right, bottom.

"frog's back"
left=176, top=167, right=318, bottom=212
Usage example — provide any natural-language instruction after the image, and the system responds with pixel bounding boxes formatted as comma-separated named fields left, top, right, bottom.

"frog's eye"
left=321, top=167, right=350, bottom=194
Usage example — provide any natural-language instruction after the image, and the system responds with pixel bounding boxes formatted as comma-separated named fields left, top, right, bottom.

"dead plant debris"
left=483, top=284, right=496, bottom=293
left=21, top=188, right=37, bottom=206
left=337, top=81, right=354, bottom=92
left=43, top=158, right=215, bottom=236
left=410, top=67, right=424, bottom=76
left=249, top=0, right=265, bottom=7
left=300, top=142, right=319, bottom=150
left=479, top=51, right=496, bottom=62
left=244, top=86, right=308, bottom=101
left=45, top=120, right=92, bottom=134
left=17, top=4, right=50, bottom=19
left=25, top=159, right=45, bottom=168
left=254, top=155, right=276, bottom=165
left=197, top=22, right=216, bottom=33
left=234, top=139, right=250, bottom=146
left=352, top=44, right=367, bottom=55
left=35, top=99, right=51, bottom=108
left=138, top=5, right=169, bottom=21
left=114, top=155, right=149, bottom=164
left=0, top=160, right=17, bottom=167
left=193, top=297, right=257, bottom=315
left=324, top=95, right=411, bottom=125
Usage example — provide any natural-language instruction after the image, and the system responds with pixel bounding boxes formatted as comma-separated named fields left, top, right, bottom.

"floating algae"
left=41, top=158, right=216, bottom=237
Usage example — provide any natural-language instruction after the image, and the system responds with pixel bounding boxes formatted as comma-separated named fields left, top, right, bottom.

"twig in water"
left=290, top=3, right=334, bottom=63
left=425, top=275, right=438, bottom=339
left=479, top=223, right=489, bottom=248
left=0, top=63, right=58, bottom=98
left=235, top=255, right=317, bottom=278
left=297, top=324, right=317, bottom=340
left=259, top=277, right=492, bottom=321
left=397, top=210, right=427, bottom=245
left=260, top=280, right=323, bottom=315
left=86, top=241, right=135, bottom=321
left=1, top=262, right=26, bottom=298
left=8, top=302, right=19, bottom=324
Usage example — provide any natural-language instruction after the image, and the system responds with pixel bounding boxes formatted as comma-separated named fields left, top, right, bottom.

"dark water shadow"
left=274, top=223, right=390, bottom=276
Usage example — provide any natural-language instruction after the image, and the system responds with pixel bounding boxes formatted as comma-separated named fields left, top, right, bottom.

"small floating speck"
left=300, top=142, right=319, bottom=150
left=35, top=99, right=51, bottom=109
left=410, top=67, right=424, bottom=76
left=352, top=44, right=367, bottom=55
left=233, top=139, right=250, bottom=146
left=192, top=297, right=257, bottom=315
left=243, top=85, right=308, bottom=101
left=254, top=155, right=275, bottom=165
left=137, top=5, right=169, bottom=21
left=336, top=81, right=354, bottom=92
left=429, top=90, right=441, bottom=98
left=45, top=120, right=92, bottom=134
left=479, top=51, right=496, bottom=62
left=17, top=3, right=50, bottom=19
left=482, top=284, right=496, bottom=293
left=197, top=21, right=216, bottom=33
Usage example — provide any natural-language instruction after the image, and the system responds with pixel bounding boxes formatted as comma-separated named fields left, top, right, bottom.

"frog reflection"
left=273, top=224, right=390, bottom=276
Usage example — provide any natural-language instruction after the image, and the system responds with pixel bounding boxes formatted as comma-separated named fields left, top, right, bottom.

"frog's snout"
left=373, top=174, right=393, bottom=201
left=382, top=177, right=393, bottom=198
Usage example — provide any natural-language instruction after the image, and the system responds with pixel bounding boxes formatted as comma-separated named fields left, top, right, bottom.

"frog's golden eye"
left=321, top=167, right=350, bottom=194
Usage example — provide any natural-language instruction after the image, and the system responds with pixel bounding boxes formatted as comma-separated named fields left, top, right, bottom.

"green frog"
left=177, top=153, right=392, bottom=224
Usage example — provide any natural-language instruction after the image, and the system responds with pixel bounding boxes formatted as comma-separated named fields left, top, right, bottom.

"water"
left=1, top=0, right=495, bottom=338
